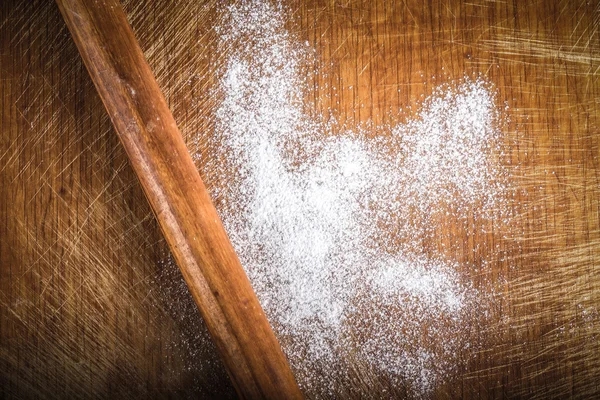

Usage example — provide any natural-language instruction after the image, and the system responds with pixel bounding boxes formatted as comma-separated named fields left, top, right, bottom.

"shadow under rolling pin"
left=54, top=0, right=303, bottom=398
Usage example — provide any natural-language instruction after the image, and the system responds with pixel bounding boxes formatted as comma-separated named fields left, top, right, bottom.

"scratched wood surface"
left=1, top=0, right=599, bottom=399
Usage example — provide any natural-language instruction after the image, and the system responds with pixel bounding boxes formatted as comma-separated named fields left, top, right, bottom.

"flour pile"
left=200, top=1, right=508, bottom=396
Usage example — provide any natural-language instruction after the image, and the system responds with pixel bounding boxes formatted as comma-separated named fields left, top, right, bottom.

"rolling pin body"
left=54, top=0, right=303, bottom=398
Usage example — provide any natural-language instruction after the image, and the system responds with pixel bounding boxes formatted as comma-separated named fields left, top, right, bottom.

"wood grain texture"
left=53, top=0, right=302, bottom=398
left=1, top=0, right=599, bottom=399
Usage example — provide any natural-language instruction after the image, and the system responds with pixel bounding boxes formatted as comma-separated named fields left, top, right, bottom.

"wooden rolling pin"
left=54, top=0, right=303, bottom=398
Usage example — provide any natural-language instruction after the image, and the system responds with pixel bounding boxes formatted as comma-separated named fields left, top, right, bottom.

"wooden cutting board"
left=1, top=0, right=598, bottom=398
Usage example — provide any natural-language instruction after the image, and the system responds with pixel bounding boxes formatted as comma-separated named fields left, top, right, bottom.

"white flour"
left=199, top=1, right=509, bottom=396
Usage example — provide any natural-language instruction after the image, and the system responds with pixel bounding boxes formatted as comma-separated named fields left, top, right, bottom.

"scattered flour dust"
left=198, top=1, right=509, bottom=397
